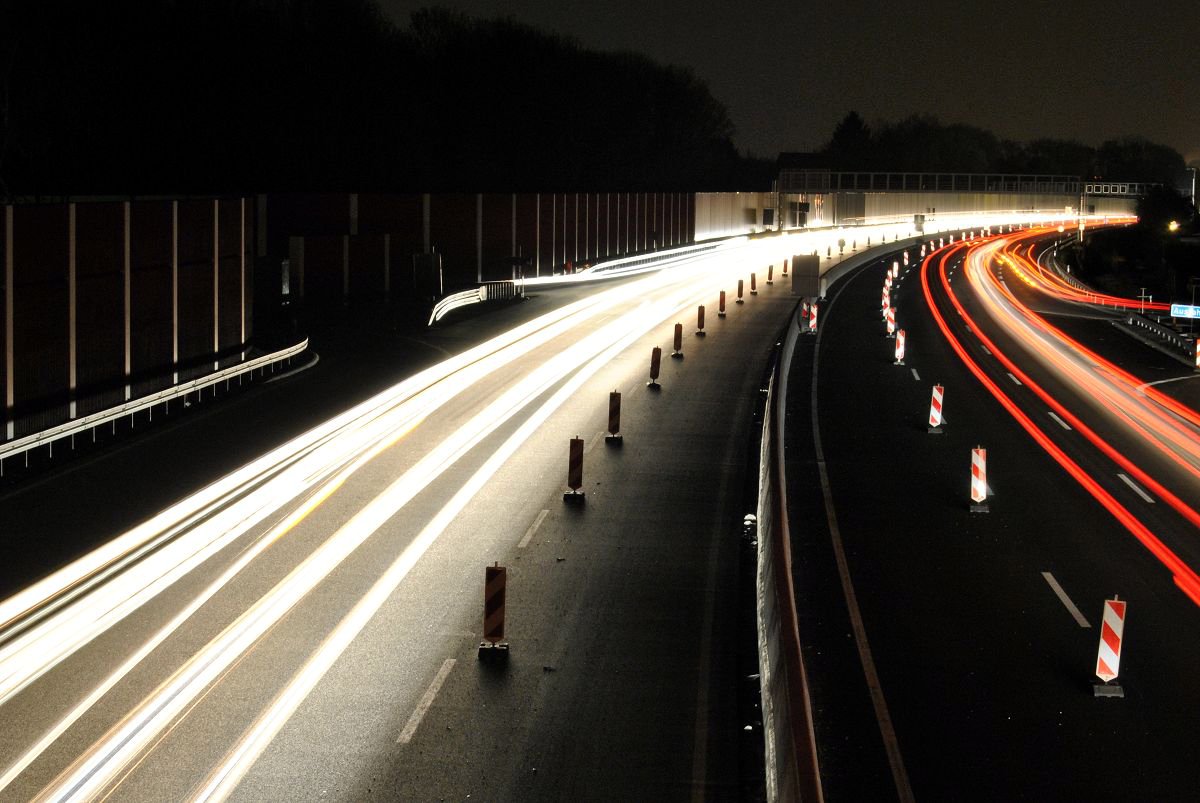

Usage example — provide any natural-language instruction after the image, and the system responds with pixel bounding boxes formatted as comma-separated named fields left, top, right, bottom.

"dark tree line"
left=0, top=2, right=766, bottom=198
left=823, top=111, right=1189, bottom=185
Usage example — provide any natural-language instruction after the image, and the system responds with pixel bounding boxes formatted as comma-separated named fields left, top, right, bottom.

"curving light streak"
left=1, top=210, right=1082, bottom=797
left=922, top=242, right=1200, bottom=606
left=0, top=257, right=747, bottom=796
left=26, top=244, right=764, bottom=801
left=188, top=282, right=713, bottom=802
left=967, top=237, right=1200, bottom=486
left=0, top=274, right=674, bottom=713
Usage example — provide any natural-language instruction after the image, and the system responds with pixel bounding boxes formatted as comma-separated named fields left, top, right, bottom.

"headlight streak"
left=0, top=213, right=1080, bottom=797
left=979, top=238, right=1200, bottom=479
left=0, top=283, right=633, bottom=714
left=0, top=259, right=732, bottom=796
left=971, top=240, right=1200, bottom=478
left=187, top=283, right=716, bottom=802
left=28, top=253, right=750, bottom=801
left=922, top=243, right=1200, bottom=607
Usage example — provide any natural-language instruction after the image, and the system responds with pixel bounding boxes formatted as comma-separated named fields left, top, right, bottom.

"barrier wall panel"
left=217, top=199, right=245, bottom=367
left=176, top=200, right=215, bottom=382
left=128, top=201, right=173, bottom=400
left=599, top=192, right=609, bottom=260
left=75, top=202, right=126, bottom=415
left=514, top=193, right=538, bottom=280
left=302, top=236, right=345, bottom=312
left=429, top=193, right=476, bottom=290
left=481, top=194, right=513, bottom=282
left=536, top=193, right=553, bottom=277
left=349, top=235, right=385, bottom=303
left=12, top=205, right=70, bottom=436
left=357, top=193, right=422, bottom=237
left=1, top=209, right=7, bottom=435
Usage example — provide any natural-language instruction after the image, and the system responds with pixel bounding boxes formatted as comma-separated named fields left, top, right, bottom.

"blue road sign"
left=1170, top=304, right=1200, bottom=319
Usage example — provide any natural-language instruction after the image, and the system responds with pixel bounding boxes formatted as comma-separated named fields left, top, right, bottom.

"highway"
left=0, top=214, right=1146, bottom=802
left=0, top=232, right=821, bottom=801
left=791, top=227, right=1200, bottom=801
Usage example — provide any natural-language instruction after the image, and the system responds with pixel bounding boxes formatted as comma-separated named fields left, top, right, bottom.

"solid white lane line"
left=812, top=273, right=914, bottom=802
left=1048, top=412, right=1072, bottom=430
left=910, top=369, right=920, bottom=382
left=519, top=509, right=549, bottom=549
left=397, top=659, right=456, bottom=744
left=1117, top=473, right=1155, bottom=504
left=1041, top=572, right=1091, bottom=628
left=1006, top=372, right=1021, bottom=385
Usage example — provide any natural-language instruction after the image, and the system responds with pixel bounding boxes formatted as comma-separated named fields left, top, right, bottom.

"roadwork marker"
left=718, top=290, right=727, bottom=317
left=736, top=279, right=745, bottom=304
left=696, top=305, right=706, bottom=336
left=782, top=257, right=788, bottom=276
left=1094, top=596, right=1127, bottom=697
left=809, top=300, right=819, bottom=334
left=970, top=447, right=989, bottom=513
left=1194, top=340, right=1199, bottom=370
left=928, top=384, right=944, bottom=433
left=750, top=272, right=758, bottom=295
left=564, top=437, right=585, bottom=504
left=886, top=306, right=896, bottom=338
left=767, top=264, right=774, bottom=284
left=647, top=346, right=662, bottom=390
left=671, top=322, right=684, bottom=359
left=479, top=564, right=509, bottom=658
left=893, top=329, right=906, bottom=365
left=606, top=391, right=623, bottom=445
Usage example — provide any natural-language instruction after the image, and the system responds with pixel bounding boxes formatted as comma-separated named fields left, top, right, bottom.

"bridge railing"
left=755, top=304, right=823, bottom=802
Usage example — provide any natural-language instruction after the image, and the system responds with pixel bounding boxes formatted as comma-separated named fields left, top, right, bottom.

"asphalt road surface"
left=0, top=234, right=814, bottom=802
left=790, top=227, right=1200, bottom=802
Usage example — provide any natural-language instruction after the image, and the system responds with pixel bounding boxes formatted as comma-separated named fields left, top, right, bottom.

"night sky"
left=380, top=0, right=1198, bottom=165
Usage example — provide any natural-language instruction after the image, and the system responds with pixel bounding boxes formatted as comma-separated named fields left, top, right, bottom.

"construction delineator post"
left=563, top=436, right=585, bottom=504
left=1093, top=596, right=1127, bottom=698
left=478, top=562, right=509, bottom=660
left=605, top=391, right=623, bottom=446
left=928, top=384, right=944, bottom=434
left=970, top=446, right=989, bottom=513
left=647, top=346, right=662, bottom=390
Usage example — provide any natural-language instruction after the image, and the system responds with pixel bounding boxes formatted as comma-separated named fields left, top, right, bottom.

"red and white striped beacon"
left=970, top=447, right=988, bottom=513
left=894, top=329, right=906, bottom=365
left=886, top=306, right=896, bottom=337
left=928, top=384, right=944, bottom=433
left=1094, top=596, right=1127, bottom=697
left=809, top=301, right=819, bottom=334
left=1194, top=340, right=1199, bottom=370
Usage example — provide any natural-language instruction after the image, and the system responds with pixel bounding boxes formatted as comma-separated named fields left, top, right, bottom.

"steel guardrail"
left=0, top=338, right=309, bottom=464
left=756, top=304, right=823, bottom=803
